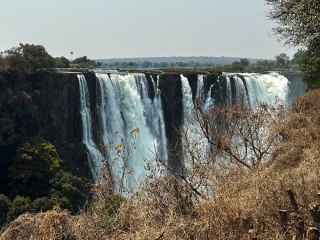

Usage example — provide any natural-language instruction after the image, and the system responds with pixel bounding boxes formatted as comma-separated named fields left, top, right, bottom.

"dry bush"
left=0, top=207, right=72, bottom=240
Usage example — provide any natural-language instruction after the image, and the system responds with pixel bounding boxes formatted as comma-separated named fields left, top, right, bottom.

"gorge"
left=0, top=70, right=305, bottom=191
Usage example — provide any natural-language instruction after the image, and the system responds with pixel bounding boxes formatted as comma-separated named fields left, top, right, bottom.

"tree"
left=291, top=50, right=306, bottom=65
left=0, top=195, right=11, bottom=225
left=9, top=137, right=62, bottom=184
left=4, top=43, right=55, bottom=72
left=266, top=0, right=320, bottom=46
left=6, top=196, right=33, bottom=222
left=275, top=53, right=290, bottom=68
left=55, top=56, right=70, bottom=68
left=49, top=170, right=88, bottom=213
left=230, top=58, right=250, bottom=71
left=300, top=37, right=320, bottom=89
left=72, top=56, right=99, bottom=67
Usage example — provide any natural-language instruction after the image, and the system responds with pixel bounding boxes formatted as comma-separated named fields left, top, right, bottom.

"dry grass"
left=2, top=90, right=320, bottom=240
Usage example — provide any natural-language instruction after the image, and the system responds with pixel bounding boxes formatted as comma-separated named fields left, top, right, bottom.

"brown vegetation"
left=1, top=90, right=320, bottom=240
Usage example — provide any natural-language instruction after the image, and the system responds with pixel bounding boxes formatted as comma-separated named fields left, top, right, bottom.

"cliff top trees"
left=6, top=43, right=55, bottom=72
left=2, top=43, right=56, bottom=73
left=71, top=56, right=101, bottom=68
left=266, top=0, right=320, bottom=46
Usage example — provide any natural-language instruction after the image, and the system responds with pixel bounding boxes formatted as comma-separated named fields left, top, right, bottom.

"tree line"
left=0, top=43, right=101, bottom=73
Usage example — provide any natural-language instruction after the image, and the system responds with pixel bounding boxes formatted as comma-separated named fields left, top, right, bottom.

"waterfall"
left=78, top=71, right=290, bottom=188
left=204, top=84, right=214, bottom=110
left=242, top=72, right=289, bottom=106
left=196, top=75, right=205, bottom=104
left=151, top=75, right=168, bottom=160
left=222, top=72, right=289, bottom=106
left=95, top=73, right=168, bottom=191
left=225, top=76, right=232, bottom=105
left=134, top=74, right=168, bottom=159
left=96, top=73, right=125, bottom=189
left=181, top=74, right=194, bottom=122
left=77, top=74, right=103, bottom=178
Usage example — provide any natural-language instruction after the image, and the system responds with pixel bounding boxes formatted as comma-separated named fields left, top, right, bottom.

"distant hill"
left=97, top=56, right=265, bottom=65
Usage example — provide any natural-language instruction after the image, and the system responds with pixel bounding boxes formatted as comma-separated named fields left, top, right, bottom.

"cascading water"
left=77, top=74, right=103, bottom=178
left=196, top=75, right=205, bottom=104
left=95, top=73, right=168, bottom=191
left=204, top=85, right=214, bottom=110
left=222, top=72, right=289, bottom=106
left=79, top=71, right=291, bottom=189
left=242, top=72, right=289, bottom=106
left=181, top=74, right=194, bottom=121
left=134, top=74, right=168, bottom=160
left=96, top=73, right=126, bottom=189
left=151, top=75, right=168, bottom=160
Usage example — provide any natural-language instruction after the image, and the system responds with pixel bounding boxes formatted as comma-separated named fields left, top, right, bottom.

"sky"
left=0, top=0, right=297, bottom=60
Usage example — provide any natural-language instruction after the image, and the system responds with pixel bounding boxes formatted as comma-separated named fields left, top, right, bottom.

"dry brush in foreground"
left=1, top=90, right=320, bottom=240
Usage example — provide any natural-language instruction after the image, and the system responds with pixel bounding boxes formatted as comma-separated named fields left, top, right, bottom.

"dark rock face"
left=206, top=74, right=223, bottom=105
left=158, top=74, right=183, bottom=172
left=145, top=74, right=156, bottom=100
left=183, top=73, right=198, bottom=102
left=0, top=70, right=91, bottom=185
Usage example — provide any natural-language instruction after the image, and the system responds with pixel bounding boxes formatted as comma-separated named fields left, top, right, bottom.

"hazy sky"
left=1, top=0, right=296, bottom=59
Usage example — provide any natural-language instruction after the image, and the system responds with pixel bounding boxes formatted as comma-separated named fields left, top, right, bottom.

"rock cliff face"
left=157, top=74, right=183, bottom=171
left=0, top=70, right=306, bottom=184
left=0, top=70, right=91, bottom=185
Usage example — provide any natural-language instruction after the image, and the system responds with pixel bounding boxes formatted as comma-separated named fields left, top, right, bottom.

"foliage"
left=4, top=43, right=55, bottom=73
left=55, top=56, right=70, bottom=68
left=49, top=170, right=88, bottom=213
left=299, top=37, right=320, bottom=89
left=291, top=50, right=306, bottom=65
left=0, top=195, right=11, bottom=225
left=31, top=197, right=54, bottom=212
left=266, top=0, right=320, bottom=46
left=275, top=53, right=290, bottom=68
left=71, top=56, right=101, bottom=68
left=9, top=137, right=62, bottom=184
left=6, top=196, right=32, bottom=222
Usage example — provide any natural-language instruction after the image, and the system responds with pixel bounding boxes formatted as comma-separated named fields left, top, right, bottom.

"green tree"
left=9, top=137, right=62, bottom=184
left=275, top=53, right=290, bottom=68
left=266, top=0, right=320, bottom=46
left=0, top=194, right=11, bottom=225
left=49, top=170, right=88, bottom=213
left=239, top=58, right=250, bottom=66
left=55, top=56, right=70, bottom=68
left=5, top=43, right=55, bottom=73
left=72, top=56, right=99, bottom=67
left=32, top=197, right=54, bottom=212
left=291, top=50, right=306, bottom=65
left=300, top=37, right=320, bottom=89
left=6, top=196, right=33, bottom=222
